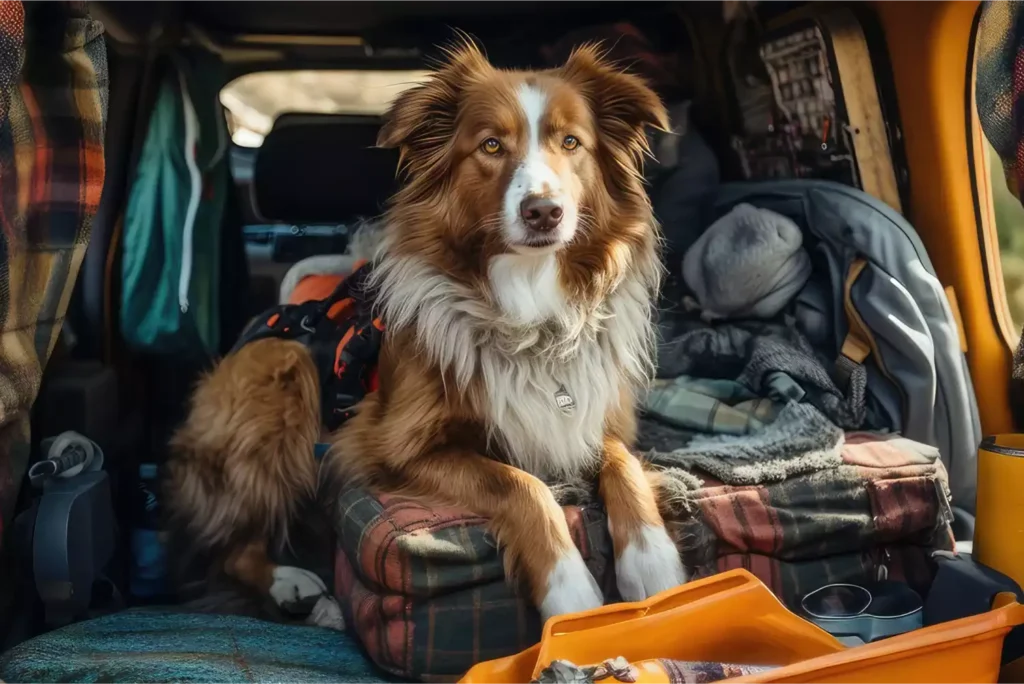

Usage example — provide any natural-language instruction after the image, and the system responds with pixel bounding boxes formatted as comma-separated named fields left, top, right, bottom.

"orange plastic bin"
left=460, top=569, right=1024, bottom=684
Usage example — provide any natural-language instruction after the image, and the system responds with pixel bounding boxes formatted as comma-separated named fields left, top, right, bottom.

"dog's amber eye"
left=562, top=135, right=580, bottom=151
left=481, top=138, right=502, bottom=155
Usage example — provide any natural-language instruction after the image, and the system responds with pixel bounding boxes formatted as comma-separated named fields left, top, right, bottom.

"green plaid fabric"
left=333, top=433, right=952, bottom=681
left=643, top=372, right=806, bottom=436
left=0, top=0, right=107, bottom=623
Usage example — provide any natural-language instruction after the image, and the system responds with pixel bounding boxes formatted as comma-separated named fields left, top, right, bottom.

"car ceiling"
left=183, top=2, right=629, bottom=37
left=90, top=0, right=745, bottom=44
left=91, top=1, right=721, bottom=71
left=89, top=0, right=804, bottom=101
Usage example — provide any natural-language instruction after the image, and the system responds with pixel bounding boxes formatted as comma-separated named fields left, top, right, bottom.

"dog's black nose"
left=520, top=196, right=563, bottom=232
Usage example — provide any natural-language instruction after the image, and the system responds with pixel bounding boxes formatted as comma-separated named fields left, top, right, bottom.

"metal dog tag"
left=554, top=384, right=576, bottom=415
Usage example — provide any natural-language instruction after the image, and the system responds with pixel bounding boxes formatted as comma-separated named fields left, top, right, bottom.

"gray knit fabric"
left=683, top=203, right=812, bottom=320
left=555, top=404, right=842, bottom=502
left=656, top=320, right=867, bottom=430
left=648, top=402, right=844, bottom=486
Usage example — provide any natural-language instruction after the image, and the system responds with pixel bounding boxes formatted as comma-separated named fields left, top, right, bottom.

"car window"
left=220, top=69, right=430, bottom=147
left=221, top=69, right=430, bottom=313
left=982, top=137, right=1024, bottom=337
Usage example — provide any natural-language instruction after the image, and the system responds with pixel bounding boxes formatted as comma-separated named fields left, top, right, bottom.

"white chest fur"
left=483, top=253, right=617, bottom=477
left=374, top=251, right=654, bottom=480
left=477, top=328, right=619, bottom=478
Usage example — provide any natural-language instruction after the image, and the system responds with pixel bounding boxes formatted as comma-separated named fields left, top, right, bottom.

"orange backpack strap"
left=836, top=258, right=876, bottom=389
left=230, top=263, right=383, bottom=431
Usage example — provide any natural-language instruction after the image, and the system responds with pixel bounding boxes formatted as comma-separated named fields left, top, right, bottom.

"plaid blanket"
left=0, top=0, right=106, bottom=626
left=655, top=319, right=867, bottom=430
left=334, top=433, right=952, bottom=681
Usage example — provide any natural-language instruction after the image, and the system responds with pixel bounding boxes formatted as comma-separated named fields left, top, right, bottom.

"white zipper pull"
left=177, top=65, right=201, bottom=315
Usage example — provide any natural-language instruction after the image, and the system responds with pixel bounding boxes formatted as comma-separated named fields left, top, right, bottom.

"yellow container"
left=975, top=435, right=1024, bottom=590
left=460, top=570, right=1024, bottom=684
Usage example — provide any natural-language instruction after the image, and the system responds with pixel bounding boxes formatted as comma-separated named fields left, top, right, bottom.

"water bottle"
left=130, top=463, right=167, bottom=600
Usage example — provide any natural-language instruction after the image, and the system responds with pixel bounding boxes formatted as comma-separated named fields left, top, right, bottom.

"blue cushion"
left=0, top=609, right=395, bottom=683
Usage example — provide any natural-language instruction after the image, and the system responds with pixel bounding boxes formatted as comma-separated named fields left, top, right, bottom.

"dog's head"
left=378, top=38, right=668, bottom=264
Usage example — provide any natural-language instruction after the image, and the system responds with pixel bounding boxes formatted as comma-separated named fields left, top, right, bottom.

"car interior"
left=3, top=0, right=1024, bottom=682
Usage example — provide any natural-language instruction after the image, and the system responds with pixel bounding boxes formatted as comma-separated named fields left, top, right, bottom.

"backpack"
left=231, top=262, right=383, bottom=433
left=712, top=179, right=981, bottom=514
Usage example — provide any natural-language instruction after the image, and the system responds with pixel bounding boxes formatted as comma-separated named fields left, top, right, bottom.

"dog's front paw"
left=615, top=524, right=688, bottom=603
left=539, top=548, right=604, bottom=621
left=270, top=565, right=327, bottom=613
left=306, top=595, right=346, bottom=631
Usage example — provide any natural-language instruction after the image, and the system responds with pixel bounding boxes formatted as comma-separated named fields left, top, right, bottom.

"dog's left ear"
left=560, top=44, right=670, bottom=159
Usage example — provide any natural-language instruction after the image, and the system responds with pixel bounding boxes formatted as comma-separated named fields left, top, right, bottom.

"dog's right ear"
left=377, top=36, right=491, bottom=174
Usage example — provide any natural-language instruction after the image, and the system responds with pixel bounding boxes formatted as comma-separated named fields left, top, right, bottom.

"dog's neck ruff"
left=370, top=244, right=657, bottom=479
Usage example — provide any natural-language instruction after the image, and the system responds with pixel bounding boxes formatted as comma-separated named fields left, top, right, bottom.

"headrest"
left=252, top=113, right=400, bottom=224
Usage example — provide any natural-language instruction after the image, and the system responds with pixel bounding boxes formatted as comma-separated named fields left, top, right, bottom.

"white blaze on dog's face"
left=496, top=82, right=587, bottom=253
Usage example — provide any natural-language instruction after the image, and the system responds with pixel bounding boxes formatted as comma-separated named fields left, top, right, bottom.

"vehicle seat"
left=252, top=113, right=397, bottom=305
left=280, top=254, right=361, bottom=304
left=0, top=608, right=394, bottom=683
left=253, top=112, right=398, bottom=226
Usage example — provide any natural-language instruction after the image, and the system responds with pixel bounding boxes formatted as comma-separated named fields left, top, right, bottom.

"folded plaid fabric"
left=670, top=432, right=954, bottom=569
left=0, top=0, right=106, bottom=628
left=334, top=433, right=952, bottom=681
left=334, top=490, right=613, bottom=681
left=643, top=373, right=805, bottom=436
left=647, top=402, right=844, bottom=487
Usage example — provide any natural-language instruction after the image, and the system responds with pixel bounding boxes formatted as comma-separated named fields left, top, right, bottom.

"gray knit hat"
left=682, top=203, right=812, bottom=321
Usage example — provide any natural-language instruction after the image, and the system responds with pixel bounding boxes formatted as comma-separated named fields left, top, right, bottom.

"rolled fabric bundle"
left=682, top=203, right=812, bottom=321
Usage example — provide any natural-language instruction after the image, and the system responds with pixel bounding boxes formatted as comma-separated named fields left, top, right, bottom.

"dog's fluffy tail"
left=164, top=338, right=322, bottom=593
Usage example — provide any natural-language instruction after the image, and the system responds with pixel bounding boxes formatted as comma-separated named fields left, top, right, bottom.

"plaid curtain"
left=0, top=0, right=107, bottom=618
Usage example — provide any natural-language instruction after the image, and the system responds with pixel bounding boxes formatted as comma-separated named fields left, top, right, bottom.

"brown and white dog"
left=165, top=39, right=688, bottom=622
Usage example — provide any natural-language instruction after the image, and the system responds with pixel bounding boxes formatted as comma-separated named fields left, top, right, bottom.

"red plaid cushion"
left=333, top=491, right=612, bottom=681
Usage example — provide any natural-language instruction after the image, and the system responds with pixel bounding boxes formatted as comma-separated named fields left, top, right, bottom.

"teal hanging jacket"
left=121, top=50, right=228, bottom=358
